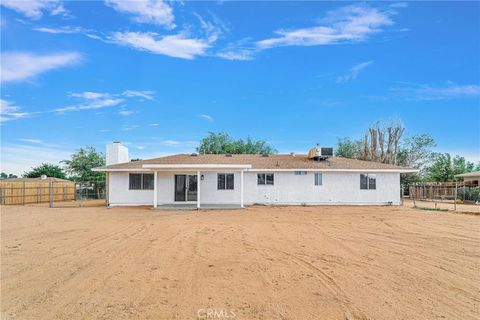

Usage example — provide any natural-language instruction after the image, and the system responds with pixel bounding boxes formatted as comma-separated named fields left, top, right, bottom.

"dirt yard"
left=1, top=205, right=479, bottom=320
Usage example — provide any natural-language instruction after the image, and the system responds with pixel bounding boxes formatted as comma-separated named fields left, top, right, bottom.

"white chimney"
left=106, top=141, right=129, bottom=165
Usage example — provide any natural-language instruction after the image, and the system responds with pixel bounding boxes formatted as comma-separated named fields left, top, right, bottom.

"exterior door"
left=174, top=175, right=197, bottom=202
left=186, top=175, right=197, bottom=201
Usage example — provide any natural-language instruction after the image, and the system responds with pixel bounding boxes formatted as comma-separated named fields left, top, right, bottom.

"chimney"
left=106, top=141, right=129, bottom=165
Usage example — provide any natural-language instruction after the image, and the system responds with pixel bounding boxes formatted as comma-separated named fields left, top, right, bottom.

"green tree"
left=397, top=134, right=437, bottom=186
left=62, top=147, right=105, bottom=181
left=426, top=153, right=477, bottom=182
left=0, top=172, right=18, bottom=179
left=335, top=138, right=363, bottom=159
left=23, top=163, right=67, bottom=179
left=197, top=132, right=277, bottom=154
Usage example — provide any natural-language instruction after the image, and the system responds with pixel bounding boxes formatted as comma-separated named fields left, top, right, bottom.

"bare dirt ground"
left=1, top=205, right=479, bottom=320
left=403, top=199, right=480, bottom=214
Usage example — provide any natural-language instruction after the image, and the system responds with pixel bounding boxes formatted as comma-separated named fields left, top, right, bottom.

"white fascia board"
left=246, top=168, right=419, bottom=173
left=92, top=168, right=151, bottom=172
left=142, top=164, right=252, bottom=169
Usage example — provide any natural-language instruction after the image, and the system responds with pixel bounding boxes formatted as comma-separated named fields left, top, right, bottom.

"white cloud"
left=390, top=83, right=480, bottom=100
left=69, top=92, right=110, bottom=100
left=337, top=60, right=374, bottom=83
left=55, top=98, right=124, bottom=113
left=18, top=138, right=43, bottom=144
left=0, top=143, right=72, bottom=176
left=199, top=114, right=214, bottom=122
left=150, top=123, right=159, bottom=126
left=105, top=0, right=175, bottom=28
left=1, top=51, right=82, bottom=83
left=33, top=26, right=86, bottom=34
left=1, top=0, right=68, bottom=19
left=162, top=140, right=180, bottom=146
left=118, top=109, right=134, bottom=116
left=217, top=49, right=255, bottom=61
left=257, top=5, right=394, bottom=49
left=0, top=99, right=29, bottom=122
left=110, top=32, right=210, bottom=59
left=122, top=90, right=155, bottom=100
left=122, top=124, right=139, bottom=131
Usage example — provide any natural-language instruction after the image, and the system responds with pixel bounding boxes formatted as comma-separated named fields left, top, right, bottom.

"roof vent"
left=290, top=152, right=295, bottom=157
left=225, top=154, right=232, bottom=157
left=191, top=153, right=198, bottom=157
left=40, top=174, right=47, bottom=180
left=261, top=154, right=269, bottom=157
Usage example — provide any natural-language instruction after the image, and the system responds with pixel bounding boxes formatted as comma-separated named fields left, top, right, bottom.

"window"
left=294, top=171, right=307, bottom=175
left=360, top=174, right=376, bottom=190
left=217, top=173, right=234, bottom=190
left=129, top=173, right=154, bottom=190
left=143, top=174, right=154, bottom=190
left=258, top=173, right=274, bottom=185
left=314, top=173, right=322, bottom=186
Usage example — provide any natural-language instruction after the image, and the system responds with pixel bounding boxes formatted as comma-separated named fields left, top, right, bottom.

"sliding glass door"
left=174, top=175, right=197, bottom=202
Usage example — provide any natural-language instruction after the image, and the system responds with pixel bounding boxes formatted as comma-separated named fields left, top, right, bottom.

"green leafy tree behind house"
left=23, top=163, right=67, bottom=179
left=197, top=132, right=277, bottom=154
left=427, top=153, right=479, bottom=182
left=62, top=147, right=105, bottom=182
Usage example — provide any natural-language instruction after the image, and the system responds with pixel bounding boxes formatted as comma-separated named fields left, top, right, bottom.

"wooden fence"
left=409, top=181, right=479, bottom=204
left=0, top=180, right=76, bottom=205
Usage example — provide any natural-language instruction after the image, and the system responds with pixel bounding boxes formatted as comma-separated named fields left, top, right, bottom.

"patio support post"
left=153, top=171, right=158, bottom=208
left=240, top=170, right=244, bottom=208
left=197, top=170, right=201, bottom=209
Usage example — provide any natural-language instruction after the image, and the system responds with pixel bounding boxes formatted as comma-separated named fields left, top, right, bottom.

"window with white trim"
left=217, top=173, right=234, bottom=190
left=314, top=173, right=323, bottom=186
left=257, top=173, right=274, bottom=185
left=129, top=173, right=154, bottom=190
left=360, top=174, right=376, bottom=190
left=294, top=171, right=307, bottom=175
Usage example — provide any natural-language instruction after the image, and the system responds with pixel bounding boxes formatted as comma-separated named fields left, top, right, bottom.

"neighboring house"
left=94, top=142, right=417, bottom=208
left=454, top=171, right=480, bottom=185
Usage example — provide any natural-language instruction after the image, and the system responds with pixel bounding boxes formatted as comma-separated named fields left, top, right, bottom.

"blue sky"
left=1, top=1, right=479, bottom=175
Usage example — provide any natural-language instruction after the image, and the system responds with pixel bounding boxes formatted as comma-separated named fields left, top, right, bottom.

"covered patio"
left=153, top=203, right=244, bottom=210
left=142, top=164, right=252, bottom=209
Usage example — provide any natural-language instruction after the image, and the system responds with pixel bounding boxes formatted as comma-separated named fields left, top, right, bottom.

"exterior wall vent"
left=225, top=154, right=232, bottom=157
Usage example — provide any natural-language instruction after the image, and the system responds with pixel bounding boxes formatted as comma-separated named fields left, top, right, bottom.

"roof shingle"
left=97, top=154, right=414, bottom=171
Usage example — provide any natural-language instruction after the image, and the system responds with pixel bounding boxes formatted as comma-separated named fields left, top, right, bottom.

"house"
left=93, top=142, right=417, bottom=208
left=454, top=171, right=480, bottom=185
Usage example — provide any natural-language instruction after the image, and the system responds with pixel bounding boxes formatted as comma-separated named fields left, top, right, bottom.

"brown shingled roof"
left=97, top=154, right=414, bottom=171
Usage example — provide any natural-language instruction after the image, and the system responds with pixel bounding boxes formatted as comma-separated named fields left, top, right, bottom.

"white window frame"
left=217, top=173, right=234, bottom=190
left=257, top=173, right=274, bottom=185
left=294, top=171, right=307, bottom=175
left=314, top=173, right=323, bottom=186
left=360, top=173, right=376, bottom=190
left=129, top=173, right=154, bottom=190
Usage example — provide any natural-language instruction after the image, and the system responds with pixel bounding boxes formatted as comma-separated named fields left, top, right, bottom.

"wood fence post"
left=454, top=182, right=458, bottom=212
left=49, top=179, right=53, bottom=208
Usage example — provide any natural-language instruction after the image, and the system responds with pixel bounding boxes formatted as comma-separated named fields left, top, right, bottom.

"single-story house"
left=454, top=171, right=480, bottom=185
left=94, top=142, right=417, bottom=208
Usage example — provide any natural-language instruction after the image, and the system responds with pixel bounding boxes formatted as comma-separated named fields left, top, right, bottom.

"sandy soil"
left=1, top=205, right=479, bottom=320
left=403, top=199, right=480, bottom=214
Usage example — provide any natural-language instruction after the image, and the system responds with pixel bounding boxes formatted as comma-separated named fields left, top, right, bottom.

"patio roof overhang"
left=141, top=164, right=252, bottom=171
